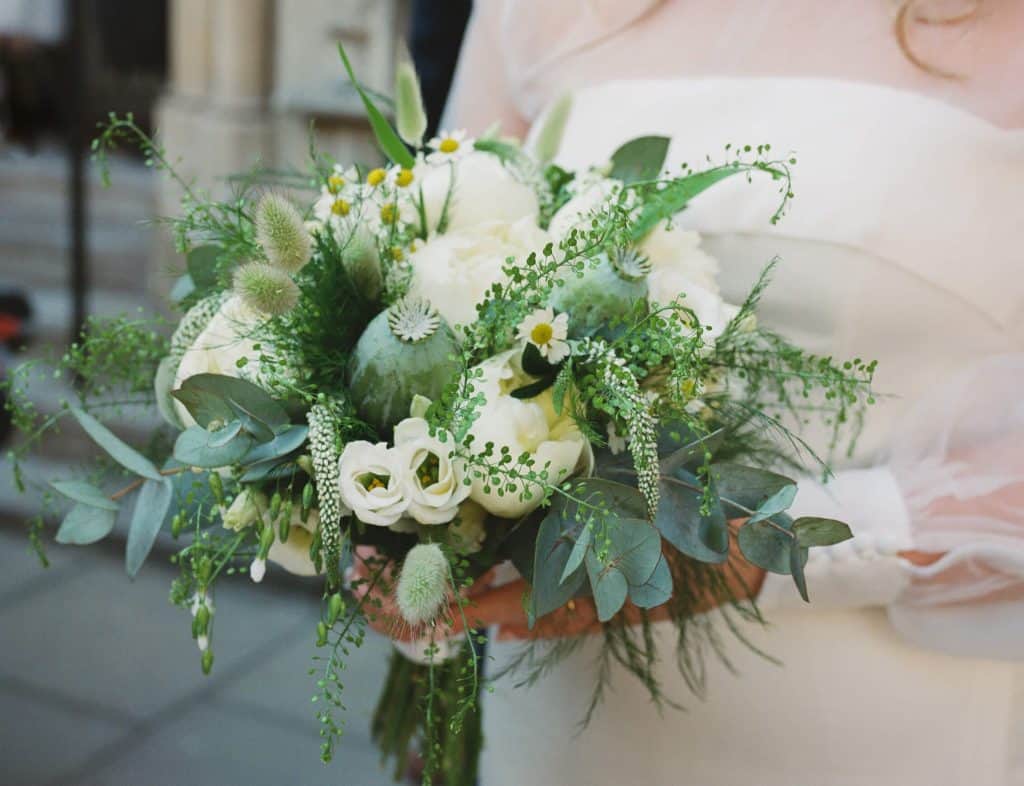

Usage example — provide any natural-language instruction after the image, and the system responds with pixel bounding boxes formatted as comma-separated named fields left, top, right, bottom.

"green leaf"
left=630, top=166, right=748, bottom=240
left=520, top=341, right=554, bottom=376
left=658, top=424, right=724, bottom=473
left=173, top=426, right=253, bottom=468
left=656, top=472, right=729, bottom=564
left=628, top=555, right=672, bottom=609
left=531, top=93, right=572, bottom=164
left=530, top=506, right=586, bottom=621
left=473, top=137, right=525, bottom=164
left=510, top=376, right=556, bottom=400
left=609, top=136, right=670, bottom=184
left=793, top=517, right=853, bottom=548
left=748, top=484, right=797, bottom=524
left=337, top=43, right=415, bottom=168
left=560, top=523, right=591, bottom=585
left=242, top=424, right=308, bottom=465
left=186, top=245, right=221, bottom=290
left=394, top=57, right=427, bottom=147
left=69, top=407, right=162, bottom=481
left=239, top=458, right=297, bottom=483
left=711, top=463, right=795, bottom=514
left=56, top=503, right=117, bottom=545
left=154, top=356, right=184, bottom=429
left=790, top=541, right=810, bottom=602
left=50, top=480, right=119, bottom=511
left=171, top=374, right=289, bottom=441
left=208, top=420, right=243, bottom=448
left=605, top=517, right=662, bottom=586
left=585, top=549, right=628, bottom=622
left=737, top=514, right=807, bottom=575
left=125, top=477, right=173, bottom=576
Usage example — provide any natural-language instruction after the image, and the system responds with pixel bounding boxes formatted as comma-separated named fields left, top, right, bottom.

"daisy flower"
left=388, top=164, right=416, bottom=189
left=426, top=129, right=472, bottom=164
left=517, top=307, right=570, bottom=363
left=326, top=164, right=359, bottom=197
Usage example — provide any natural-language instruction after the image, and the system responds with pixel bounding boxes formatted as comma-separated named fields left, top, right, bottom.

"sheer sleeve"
left=758, top=354, right=1024, bottom=658
left=441, top=0, right=530, bottom=138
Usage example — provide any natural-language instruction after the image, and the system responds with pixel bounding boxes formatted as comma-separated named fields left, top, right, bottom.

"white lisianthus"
left=222, top=488, right=267, bottom=531
left=394, top=417, right=470, bottom=525
left=173, top=295, right=264, bottom=427
left=337, top=441, right=408, bottom=526
left=267, top=508, right=322, bottom=577
left=548, top=176, right=622, bottom=241
left=466, top=350, right=593, bottom=518
left=416, top=151, right=539, bottom=233
left=517, top=308, right=570, bottom=363
left=407, top=217, right=551, bottom=329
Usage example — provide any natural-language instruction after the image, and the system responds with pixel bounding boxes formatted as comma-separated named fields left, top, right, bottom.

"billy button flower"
left=426, top=129, right=471, bottom=164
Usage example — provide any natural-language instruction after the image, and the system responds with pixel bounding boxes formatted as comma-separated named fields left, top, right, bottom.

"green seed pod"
left=208, top=473, right=224, bottom=505
left=233, top=261, right=300, bottom=316
left=259, top=525, right=275, bottom=555
left=268, top=491, right=282, bottom=522
left=201, top=649, right=214, bottom=675
left=347, top=299, right=461, bottom=433
left=197, top=557, right=213, bottom=585
left=171, top=512, right=185, bottom=539
left=316, top=621, right=329, bottom=647
left=396, top=543, right=450, bottom=627
left=301, top=482, right=314, bottom=522
left=327, top=593, right=344, bottom=625
left=255, top=193, right=312, bottom=273
left=550, top=251, right=649, bottom=340
left=278, top=515, right=291, bottom=543
left=194, top=605, right=210, bottom=636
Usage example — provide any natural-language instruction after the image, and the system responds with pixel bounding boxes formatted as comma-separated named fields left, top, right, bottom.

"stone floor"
left=0, top=521, right=395, bottom=786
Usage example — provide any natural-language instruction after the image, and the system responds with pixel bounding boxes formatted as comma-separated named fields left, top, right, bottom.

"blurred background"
left=0, top=1, right=471, bottom=783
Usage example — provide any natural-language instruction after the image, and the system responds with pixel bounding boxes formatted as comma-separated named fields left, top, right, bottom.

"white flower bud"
left=250, top=557, right=267, bottom=583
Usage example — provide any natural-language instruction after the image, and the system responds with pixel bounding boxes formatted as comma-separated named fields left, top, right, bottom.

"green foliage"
left=125, top=477, right=174, bottom=576
left=608, top=135, right=670, bottom=183
left=55, top=503, right=118, bottom=545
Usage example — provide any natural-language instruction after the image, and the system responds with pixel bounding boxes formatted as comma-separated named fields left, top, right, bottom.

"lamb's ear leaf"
left=609, top=135, right=670, bottom=184
left=69, top=407, right=162, bottom=481
left=125, top=477, right=174, bottom=577
left=337, top=43, right=415, bottom=168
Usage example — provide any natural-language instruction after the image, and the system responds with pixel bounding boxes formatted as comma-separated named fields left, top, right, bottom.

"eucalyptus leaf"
left=125, top=477, right=173, bottom=576
left=154, top=356, right=183, bottom=429
left=737, top=514, right=807, bottom=575
left=656, top=472, right=729, bottom=564
left=585, top=549, right=629, bottom=622
left=69, top=407, right=162, bottom=481
left=242, top=424, right=308, bottom=465
left=628, top=555, right=673, bottom=609
left=790, top=541, right=810, bottom=601
left=530, top=506, right=586, bottom=622
left=793, top=517, right=853, bottom=548
left=748, top=484, right=797, bottom=524
left=337, top=43, right=415, bottom=168
left=50, top=480, right=118, bottom=511
left=609, top=136, right=670, bottom=184
left=56, top=503, right=117, bottom=545
left=174, top=426, right=253, bottom=468
left=209, top=419, right=243, bottom=448
left=560, top=523, right=591, bottom=585
left=605, top=517, right=662, bottom=586
left=711, top=463, right=795, bottom=514
left=239, top=458, right=298, bottom=483
left=658, top=425, right=724, bottom=474
left=172, top=374, right=288, bottom=440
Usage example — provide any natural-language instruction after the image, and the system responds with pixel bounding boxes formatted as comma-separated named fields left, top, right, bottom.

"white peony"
left=640, top=224, right=720, bottom=293
left=547, top=176, right=622, bottom=241
left=447, top=500, right=487, bottom=554
left=267, top=507, right=322, bottom=577
left=394, top=417, right=471, bottom=525
left=173, top=295, right=264, bottom=427
left=337, top=441, right=408, bottom=526
left=466, top=350, right=593, bottom=518
left=417, top=151, right=538, bottom=233
left=407, top=217, right=551, bottom=329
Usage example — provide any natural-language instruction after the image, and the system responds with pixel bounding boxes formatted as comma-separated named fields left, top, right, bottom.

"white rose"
left=640, top=224, right=719, bottom=293
left=267, top=507, right=321, bottom=577
left=417, top=151, right=538, bottom=233
left=548, top=177, right=622, bottom=241
left=394, top=417, right=471, bottom=525
left=466, top=350, right=593, bottom=518
left=337, top=441, right=408, bottom=526
left=173, top=295, right=264, bottom=427
left=407, top=217, right=551, bottom=329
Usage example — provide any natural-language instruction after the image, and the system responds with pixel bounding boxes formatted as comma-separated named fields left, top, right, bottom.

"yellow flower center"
left=331, top=198, right=350, bottom=216
left=327, top=174, right=345, bottom=194
left=390, top=246, right=404, bottom=261
left=438, top=138, right=459, bottom=154
left=366, top=168, right=386, bottom=187
left=359, top=472, right=390, bottom=491
left=379, top=203, right=397, bottom=224
left=394, top=168, right=414, bottom=187
left=530, top=323, right=554, bottom=345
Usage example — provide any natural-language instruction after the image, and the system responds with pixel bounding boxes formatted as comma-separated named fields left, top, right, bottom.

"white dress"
left=477, top=78, right=1024, bottom=786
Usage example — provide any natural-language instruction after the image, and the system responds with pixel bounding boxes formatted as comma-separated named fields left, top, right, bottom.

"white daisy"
left=517, top=307, right=570, bottom=363
left=426, top=129, right=472, bottom=164
left=387, top=164, right=416, bottom=189
left=325, top=164, right=360, bottom=198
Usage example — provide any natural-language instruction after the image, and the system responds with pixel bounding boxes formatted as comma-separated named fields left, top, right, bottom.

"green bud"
left=197, top=557, right=213, bottom=585
left=296, top=454, right=314, bottom=475
left=194, top=605, right=210, bottom=636
left=233, top=261, right=300, bottom=316
left=208, top=473, right=224, bottom=505
left=301, top=482, right=314, bottom=522
left=259, top=525, right=276, bottom=555
left=171, top=512, right=186, bottom=539
left=315, top=621, right=329, bottom=647
left=269, top=491, right=282, bottom=522
left=327, top=593, right=344, bottom=625
left=255, top=193, right=312, bottom=273
left=201, top=649, right=214, bottom=675
left=394, top=56, right=427, bottom=147
left=278, top=515, right=290, bottom=543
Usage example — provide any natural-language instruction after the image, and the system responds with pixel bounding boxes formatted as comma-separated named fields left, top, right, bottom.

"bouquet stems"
left=372, top=633, right=486, bottom=786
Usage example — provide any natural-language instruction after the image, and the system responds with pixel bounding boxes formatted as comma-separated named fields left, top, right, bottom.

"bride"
left=401, top=2, right=1024, bottom=783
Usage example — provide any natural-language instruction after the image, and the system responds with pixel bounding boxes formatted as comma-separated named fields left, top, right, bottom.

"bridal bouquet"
left=5, top=49, right=875, bottom=785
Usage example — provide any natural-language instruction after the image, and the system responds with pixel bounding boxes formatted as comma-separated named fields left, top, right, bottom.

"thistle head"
left=396, top=543, right=450, bottom=627
left=255, top=193, right=312, bottom=273
left=233, top=262, right=300, bottom=316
